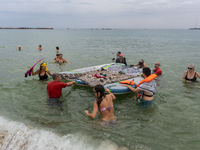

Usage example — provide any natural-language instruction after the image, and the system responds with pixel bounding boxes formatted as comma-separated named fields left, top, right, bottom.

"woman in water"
left=32, top=62, right=52, bottom=80
left=54, top=54, right=70, bottom=64
left=85, top=85, right=116, bottom=124
left=182, top=64, right=200, bottom=82
left=116, top=54, right=127, bottom=66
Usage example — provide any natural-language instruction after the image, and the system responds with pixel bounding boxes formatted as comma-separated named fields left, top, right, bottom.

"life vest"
left=138, top=74, right=157, bottom=87
left=137, top=74, right=157, bottom=99
left=119, top=80, right=137, bottom=87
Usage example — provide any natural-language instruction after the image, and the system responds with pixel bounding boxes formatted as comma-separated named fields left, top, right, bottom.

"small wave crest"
left=0, top=116, right=128, bottom=150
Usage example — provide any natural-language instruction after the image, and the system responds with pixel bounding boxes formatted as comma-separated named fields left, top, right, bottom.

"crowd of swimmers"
left=22, top=47, right=200, bottom=125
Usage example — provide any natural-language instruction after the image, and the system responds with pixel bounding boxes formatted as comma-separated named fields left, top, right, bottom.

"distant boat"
left=190, top=15, right=200, bottom=30
left=189, top=27, right=200, bottom=30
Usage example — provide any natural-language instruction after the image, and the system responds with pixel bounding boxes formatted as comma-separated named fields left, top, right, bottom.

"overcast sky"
left=0, top=0, right=200, bottom=29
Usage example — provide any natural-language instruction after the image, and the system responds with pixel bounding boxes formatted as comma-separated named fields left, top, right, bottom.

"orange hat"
left=119, top=54, right=123, bottom=57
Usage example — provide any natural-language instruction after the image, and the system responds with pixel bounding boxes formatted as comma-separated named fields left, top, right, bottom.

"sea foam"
left=0, top=116, right=128, bottom=150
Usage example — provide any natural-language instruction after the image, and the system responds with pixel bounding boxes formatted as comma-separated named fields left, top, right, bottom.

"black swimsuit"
left=116, top=57, right=127, bottom=66
left=185, top=71, right=197, bottom=82
left=57, top=61, right=65, bottom=63
left=39, top=71, right=48, bottom=80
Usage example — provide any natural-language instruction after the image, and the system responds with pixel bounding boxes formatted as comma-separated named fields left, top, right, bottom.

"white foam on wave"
left=0, top=116, right=128, bottom=150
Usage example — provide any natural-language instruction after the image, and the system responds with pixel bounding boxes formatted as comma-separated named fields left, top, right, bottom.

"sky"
left=0, top=0, right=200, bottom=29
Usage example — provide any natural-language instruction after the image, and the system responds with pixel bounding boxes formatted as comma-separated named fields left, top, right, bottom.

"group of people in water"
left=25, top=47, right=200, bottom=125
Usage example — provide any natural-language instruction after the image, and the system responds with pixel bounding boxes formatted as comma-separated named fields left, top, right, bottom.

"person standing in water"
left=85, top=85, right=116, bottom=124
left=152, top=62, right=162, bottom=75
left=121, top=67, right=156, bottom=107
left=56, top=47, right=60, bottom=53
left=47, top=73, right=75, bottom=109
left=32, top=62, right=52, bottom=80
left=38, top=44, right=43, bottom=50
left=18, top=45, right=21, bottom=50
left=116, top=54, right=127, bottom=66
left=182, top=64, right=200, bottom=82
left=54, top=54, right=70, bottom=64
left=134, top=59, right=147, bottom=68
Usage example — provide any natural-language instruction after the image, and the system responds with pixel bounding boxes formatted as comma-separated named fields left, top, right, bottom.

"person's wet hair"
left=52, top=73, right=60, bottom=80
left=94, top=85, right=105, bottom=108
left=56, top=47, right=59, bottom=50
left=139, top=59, right=144, bottom=65
left=56, top=54, right=60, bottom=56
left=189, top=64, right=196, bottom=70
left=142, top=67, right=151, bottom=77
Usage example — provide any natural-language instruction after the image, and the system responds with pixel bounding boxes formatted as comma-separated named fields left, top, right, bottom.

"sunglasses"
left=155, top=64, right=159, bottom=65
left=188, top=67, right=193, bottom=70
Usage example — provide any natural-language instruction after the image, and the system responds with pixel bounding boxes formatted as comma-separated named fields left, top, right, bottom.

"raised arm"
left=85, top=101, right=98, bottom=118
left=105, top=88, right=116, bottom=100
left=47, top=70, right=52, bottom=76
left=32, top=69, right=39, bottom=76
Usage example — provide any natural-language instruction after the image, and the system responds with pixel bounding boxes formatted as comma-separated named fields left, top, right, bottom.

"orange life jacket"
left=137, top=74, right=157, bottom=98
left=138, top=74, right=157, bottom=87
left=119, top=80, right=137, bottom=87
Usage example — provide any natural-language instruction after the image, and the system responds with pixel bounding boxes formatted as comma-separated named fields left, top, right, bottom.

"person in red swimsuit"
left=47, top=73, right=75, bottom=109
left=152, top=62, right=162, bottom=75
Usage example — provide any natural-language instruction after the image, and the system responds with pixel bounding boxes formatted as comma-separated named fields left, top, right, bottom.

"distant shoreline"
left=0, top=27, right=53, bottom=29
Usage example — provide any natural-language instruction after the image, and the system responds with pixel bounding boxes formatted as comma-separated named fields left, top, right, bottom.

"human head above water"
left=139, top=59, right=144, bottom=65
left=116, top=51, right=121, bottom=56
left=18, top=45, right=21, bottom=50
left=142, top=67, right=151, bottom=77
left=40, top=62, right=47, bottom=71
left=94, top=85, right=105, bottom=93
left=188, top=64, right=196, bottom=70
left=155, top=62, right=160, bottom=68
left=56, top=47, right=59, bottom=50
left=94, top=85, right=105, bottom=108
left=52, top=73, right=61, bottom=81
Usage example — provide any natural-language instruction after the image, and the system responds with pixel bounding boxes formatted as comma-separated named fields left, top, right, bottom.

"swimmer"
left=112, top=51, right=121, bottom=61
left=182, top=64, right=200, bottom=82
left=47, top=73, right=75, bottom=109
left=54, top=53, right=60, bottom=61
left=32, top=62, right=52, bottom=80
left=116, top=54, right=127, bottom=66
left=18, top=45, right=21, bottom=50
left=38, top=44, right=43, bottom=50
left=134, top=59, right=147, bottom=68
left=56, top=47, right=60, bottom=53
left=85, top=85, right=116, bottom=124
left=152, top=62, right=162, bottom=75
left=54, top=54, right=70, bottom=64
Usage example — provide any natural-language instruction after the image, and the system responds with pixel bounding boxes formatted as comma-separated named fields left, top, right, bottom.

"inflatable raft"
left=60, top=63, right=143, bottom=94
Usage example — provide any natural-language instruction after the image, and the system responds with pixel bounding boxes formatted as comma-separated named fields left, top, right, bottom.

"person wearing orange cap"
left=116, top=54, right=127, bottom=66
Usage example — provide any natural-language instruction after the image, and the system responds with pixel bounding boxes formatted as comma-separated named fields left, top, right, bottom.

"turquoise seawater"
left=0, top=29, right=200, bottom=150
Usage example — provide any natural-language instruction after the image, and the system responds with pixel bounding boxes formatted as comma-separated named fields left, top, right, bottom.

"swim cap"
left=40, top=61, right=48, bottom=71
left=119, top=54, right=123, bottom=57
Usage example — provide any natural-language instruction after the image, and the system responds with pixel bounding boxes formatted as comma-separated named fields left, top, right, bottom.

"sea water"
left=0, top=29, right=200, bottom=150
